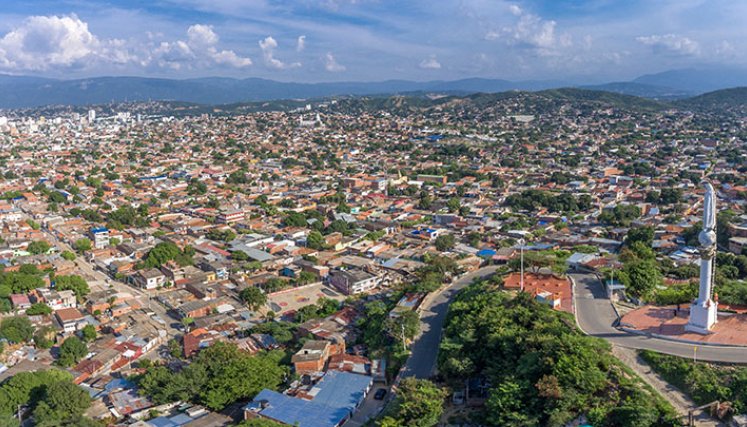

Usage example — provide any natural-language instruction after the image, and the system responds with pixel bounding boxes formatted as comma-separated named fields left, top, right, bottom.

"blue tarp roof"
left=245, top=371, right=372, bottom=427
left=477, top=249, right=497, bottom=258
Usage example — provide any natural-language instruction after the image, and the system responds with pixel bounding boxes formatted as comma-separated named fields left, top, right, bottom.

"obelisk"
left=686, top=181, right=719, bottom=334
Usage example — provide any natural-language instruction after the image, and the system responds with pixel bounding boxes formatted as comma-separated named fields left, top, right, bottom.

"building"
left=291, top=340, right=332, bottom=374
left=55, top=307, right=85, bottom=333
left=90, top=227, right=110, bottom=249
left=134, top=269, right=166, bottom=290
left=216, top=210, right=245, bottom=224
left=244, top=371, right=373, bottom=427
left=328, top=268, right=381, bottom=295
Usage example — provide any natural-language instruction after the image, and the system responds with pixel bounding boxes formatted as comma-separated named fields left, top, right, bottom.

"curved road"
left=401, top=266, right=499, bottom=379
left=572, top=273, right=747, bottom=364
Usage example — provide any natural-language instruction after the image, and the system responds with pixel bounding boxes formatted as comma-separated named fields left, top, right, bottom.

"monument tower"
left=686, top=181, right=719, bottom=334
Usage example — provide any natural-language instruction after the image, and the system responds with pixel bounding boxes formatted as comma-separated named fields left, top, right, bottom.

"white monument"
left=686, top=181, right=719, bottom=334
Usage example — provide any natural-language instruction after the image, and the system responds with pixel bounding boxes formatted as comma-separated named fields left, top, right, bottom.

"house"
left=90, top=227, right=110, bottom=249
left=503, top=272, right=573, bottom=312
left=9, top=294, right=31, bottom=313
left=37, top=288, right=76, bottom=310
left=134, top=269, right=166, bottom=290
left=291, top=340, right=331, bottom=374
left=328, top=268, right=381, bottom=295
left=244, top=371, right=373, bottom=427
left=55, top=307, right=86, bottom=333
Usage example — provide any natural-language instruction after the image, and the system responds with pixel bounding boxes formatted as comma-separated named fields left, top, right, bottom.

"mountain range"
left=1, top=67, right=747, bottom=109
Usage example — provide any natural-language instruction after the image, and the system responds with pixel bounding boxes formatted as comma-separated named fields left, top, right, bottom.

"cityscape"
left=1, top=1, right=747, bottom=427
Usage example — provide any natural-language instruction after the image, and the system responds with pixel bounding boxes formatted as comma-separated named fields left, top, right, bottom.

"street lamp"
left=518, top=238, right=525, bottom=292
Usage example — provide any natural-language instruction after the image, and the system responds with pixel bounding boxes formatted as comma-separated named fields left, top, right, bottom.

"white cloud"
left=259, top=36, right=300, bottom=69
left=0, top=15, right=251, bottom=72
left=485, top=5, right=571, bottom=56
left=636, top=34, right=700, bottom=56
left=324, top=52, right=345, bottom=72
left=187, top=24, right=219, bottom=48
left=296, top=35, right=306, bottom=52
left=0, top=14, right=103, bottom=71
left=419, top=55, right=441, bottom=69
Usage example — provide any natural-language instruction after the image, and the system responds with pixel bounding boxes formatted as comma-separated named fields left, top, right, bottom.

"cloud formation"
left=296, top=35, right=306, bottom=52
left=259, top=36, right=301, bottom=70
left=324, top=52, right=345, bottom=72
left=0, top=14, right=251, bottom=73
left=419, top=55, right=441, bottom=69
left=485, top=5, right=571, bottom=56
left=636, top=34, right=700, bottom=56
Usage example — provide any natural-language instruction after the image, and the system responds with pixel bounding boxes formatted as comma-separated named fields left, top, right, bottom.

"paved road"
left=572, top=273, right=747, bottom=364
left=401, top=266, right=500, bottom=379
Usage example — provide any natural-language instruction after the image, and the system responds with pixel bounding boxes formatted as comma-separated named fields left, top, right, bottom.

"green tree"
left=81, top=324, right=97, bottom=342
left=60, top=251, right=76, bottom=261
left=384, top=310, right=421, bottom=343
left=239, top=287, right=267, bottom=311
left=434, top=234, right=455, bottom=252
left=622, top=259, right=662, bottom=298
left=382, top=378, right=445, bottom=427
left=32, top=381, right=92, bottom=426
left=27, top=241, right=52, bottom=255
left=306, top=231, right=326, bottom=250
left=626, top=226, right=655, bottom=247
left=26, top=303, right=53, bottom=316
left=0, top=316, right=34, bottom=343
left=73, top=238, right=92, bottom=252
left=54, top=275, right=90, bottom=299
left=57, top=336, right=87, bottom=367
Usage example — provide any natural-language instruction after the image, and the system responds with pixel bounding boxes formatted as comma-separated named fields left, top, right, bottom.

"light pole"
left=518, top=238, right=525, bottom=292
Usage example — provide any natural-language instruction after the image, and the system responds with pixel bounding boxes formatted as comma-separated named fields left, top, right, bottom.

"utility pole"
left=519, top=238, right=525, bottom=292
left=401, top=323, right=406, bottom=352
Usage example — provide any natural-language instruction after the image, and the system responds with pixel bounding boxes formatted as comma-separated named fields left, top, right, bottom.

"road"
left=571, top=273, right=747, bottom=364
left=40, top=226, right=181, bottom=337
left=401, top=266, right=499, bottom=379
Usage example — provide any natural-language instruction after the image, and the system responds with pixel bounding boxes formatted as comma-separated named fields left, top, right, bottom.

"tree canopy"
left=437, top=281, right=677, bottom=426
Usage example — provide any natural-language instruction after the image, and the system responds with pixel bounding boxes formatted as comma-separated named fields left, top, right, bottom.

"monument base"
left=685, top=301, right=718, bottom=335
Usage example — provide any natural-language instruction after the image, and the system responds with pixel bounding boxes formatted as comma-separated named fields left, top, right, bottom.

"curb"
left=618, top=326, right=747, bottom=349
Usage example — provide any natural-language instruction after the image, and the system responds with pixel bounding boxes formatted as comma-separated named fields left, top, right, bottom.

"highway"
left=400, top=266, right=499, bottom=379
left=571, top=273, right=747, bottom=364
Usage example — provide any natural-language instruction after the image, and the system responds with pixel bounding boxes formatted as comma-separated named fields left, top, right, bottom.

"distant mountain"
left=0, top=75, right=569, bottom=109
left=2, top=68, right=747, bottom=109
left=579, top=82, right=692, bottom=100
left=633, top=67, right=747, bottom=94
left=675, top=87, right=747, bottom=110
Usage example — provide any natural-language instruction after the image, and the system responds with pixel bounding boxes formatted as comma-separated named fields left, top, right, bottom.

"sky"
left=0, top=0, right=744, bottom=82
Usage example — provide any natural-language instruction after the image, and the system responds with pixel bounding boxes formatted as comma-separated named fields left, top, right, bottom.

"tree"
left=383, top=378, right=445, bottom=427
left=54, top=275, right=90, bottom=299
left=60, top=251, right=76, bottom=261
left=27, top=241, right=51, bottom=255
left=385, top=310, right=420, bottom=344
left=231, top=250, right=249, bottom=261
left=32, top=381, right=91, bottom=426
left=26, top=303, right=53, bottom=316
left=626, top=226, right=655, bottom=247
left=237, top=418, right=286, bottom=427
left=81, top=324, right=97, bottom=342
left=137, top=343, right=286, bottom=411
left=239, top=287, right=267, bottom=311
left=434, top=234, right=455, bottom=252
left=0, top=316, right=34, bottom=343
left=306, top=231, right=326, bottom=250
left=57, top=336, right=87, bottom=367
left=622, top=259, right=662, bottom=299
left=73, top=238, right=92, bottom=252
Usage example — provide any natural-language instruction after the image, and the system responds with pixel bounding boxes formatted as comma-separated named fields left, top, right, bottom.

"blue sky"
left=0, top=0, right=743, bottom=82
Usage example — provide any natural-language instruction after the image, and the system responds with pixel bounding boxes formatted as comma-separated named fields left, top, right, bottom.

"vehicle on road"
left=373, top=388, right=387, bottom=400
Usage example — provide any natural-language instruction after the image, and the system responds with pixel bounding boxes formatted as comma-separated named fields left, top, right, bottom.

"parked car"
left=373, top=388, right=387, bottom=400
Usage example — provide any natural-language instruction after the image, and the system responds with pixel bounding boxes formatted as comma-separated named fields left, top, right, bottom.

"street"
left=571, top=273, right=747, bottom=364
left=400, top=266, right=499, bottom=379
